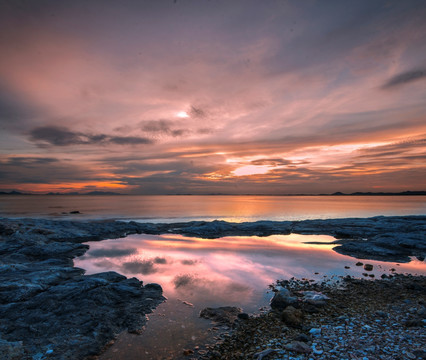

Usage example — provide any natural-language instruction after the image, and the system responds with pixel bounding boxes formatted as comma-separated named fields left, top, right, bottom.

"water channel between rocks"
left=74, top=233, right=426, bottom=360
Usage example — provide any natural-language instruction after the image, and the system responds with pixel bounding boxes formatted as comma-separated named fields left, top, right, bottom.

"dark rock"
left=284, top=340, right=312, bottom=353
left=364, top=264, right=374, bottom=271
left=404, top=318, right=424, bottom=327
left=237, top=313, right=249, bottom=320
left=199, top=306, right=242, bottom=324
left=270, top=288, right=298, bottom=310
left=69, top=211, right=81, bottom=214
left=281, top=306, right=304, bottom=327
left=294, top=333, right=311, bottom=342
left=356, top=262, right=363, bottom=266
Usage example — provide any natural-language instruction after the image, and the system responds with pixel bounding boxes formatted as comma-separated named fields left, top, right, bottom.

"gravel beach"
left=199, top=274, right=426, bottom=360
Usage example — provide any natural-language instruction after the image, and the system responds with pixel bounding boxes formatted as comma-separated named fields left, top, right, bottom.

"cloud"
left=4, top=157, right=58, bottom=167
left=382, top=69, right=426, bottom=89
left=173, top=274, right=195, bottom=288
left=109, top=136, right=152, bottom=145
left=181, top=259, right=198, bottom=265
left=140, top=120, right=189, bottom=137
left=153, top=256, right=167, bottom=264
left=87, top=248, right=137, bottom=258
left=28, top=125, right=153, bottom=146
left=122, top=260, right=157, bottom=275
left=251, top=158, right=291, bottom=166
left=189, top=106, right=206, bottom=118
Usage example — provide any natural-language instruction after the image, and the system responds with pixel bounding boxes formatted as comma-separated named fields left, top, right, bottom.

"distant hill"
left=0, top=191, right=122, bottom=195
left=46, top=191, right=122, bottom=195
left=0, top=190, right=25, bottom=195
left=331, top=191, right=426, bottom=196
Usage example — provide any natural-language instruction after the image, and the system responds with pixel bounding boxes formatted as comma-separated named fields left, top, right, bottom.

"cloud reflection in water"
left=75, top=233, right=426, bottom=311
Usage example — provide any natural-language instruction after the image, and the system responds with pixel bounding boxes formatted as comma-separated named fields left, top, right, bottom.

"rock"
left=404, top=318, right=423, bottom=327
left=69, top=210, right=81, bottom=214
left=183, top=349, right=194, bottom=356
left=309, top=327, right=321, bottom=336
left=199, top=306, right=242, bottom=324
left=356, top=262, right=363, bottom=266
left=281, top=306, right=304, bottom=327
left=254, top=348, right=279, bottom=360
left=284, top=340, right=312, bottom=353
left=237, top=312, right=249, bottom=320
left=0, top=338, right=25, bottom=359
left=293, top=333, right=310, bottom=342
left=270, top=287, right=298, bottom=310
left=364, top=264, right=374, bottom=271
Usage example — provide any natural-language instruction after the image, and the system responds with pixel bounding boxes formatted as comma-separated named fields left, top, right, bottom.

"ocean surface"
left=0, top=195, right=425, bottom=222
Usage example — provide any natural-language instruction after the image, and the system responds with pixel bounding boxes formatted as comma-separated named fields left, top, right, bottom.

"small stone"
left=344, top=266, right=350, bottom=269
left=309, top=328, right=321, bottom=336
left=406, top=352, right=416, bottom=359
left=363, top=264, right=373, bottom=271
left=183, top=349, right=194, bottom=356
left=285, top=341, right=312, bottom=354
left=356, top=262, right=363, bottom=266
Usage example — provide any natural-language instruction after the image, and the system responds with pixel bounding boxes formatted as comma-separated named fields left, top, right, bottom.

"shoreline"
left=201, top=274, right=426, bottom=360
left=0, top=215, right=425, bottom=359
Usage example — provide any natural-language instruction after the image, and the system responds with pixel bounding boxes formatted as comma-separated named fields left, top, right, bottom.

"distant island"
left=0, top=191, right=122, bottom=196
left=0, top=190, right=425, bottom=196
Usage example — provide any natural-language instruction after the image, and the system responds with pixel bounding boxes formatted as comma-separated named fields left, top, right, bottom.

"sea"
left=1, top=195, right=425, bottom=359
left=1, top=194, right=425, bottom=222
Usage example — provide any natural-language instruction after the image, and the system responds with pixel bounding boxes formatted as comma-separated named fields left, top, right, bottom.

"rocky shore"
left=0, top=215, right=424, bottom=359
left=199, top=274, right=426, bottom=360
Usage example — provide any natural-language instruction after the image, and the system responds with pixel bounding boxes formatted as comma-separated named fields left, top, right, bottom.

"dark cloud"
left=251, top=158, right=291, bottom=166
left=189, top=106, right=206, bottom=118
left=181, top=259, right=198, bottom=265
left=29, top=126, right=86, bottom=146
left=5, top=157, right=58, bottom=167
left=153, top=256, right=167, bottom=264
left=140, top=120, right=189, bottom=137
left=109, top=136, right=152, bottom=145
left=28, top=125, right=153, bottom=146
left=382, top=69, right=426, bottom=89
left=122, top=260, right=157, bottom=275
left=87, top=248, right=137, bottom=258
left=173, top=274, right=195, bottom=288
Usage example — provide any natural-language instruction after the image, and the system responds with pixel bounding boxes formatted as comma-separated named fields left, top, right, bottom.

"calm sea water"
left=0, top=195, right=425, bottom=222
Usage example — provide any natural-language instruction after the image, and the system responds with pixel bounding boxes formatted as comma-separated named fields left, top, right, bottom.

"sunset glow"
left=0, top=1, right=425, bottom=194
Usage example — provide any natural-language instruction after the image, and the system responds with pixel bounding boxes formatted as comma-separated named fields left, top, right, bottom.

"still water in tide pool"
left=74, top=233, right=425, bottom=360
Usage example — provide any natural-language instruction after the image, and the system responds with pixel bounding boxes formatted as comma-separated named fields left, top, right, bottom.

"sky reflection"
left=75, top=233, right=426, bottom=311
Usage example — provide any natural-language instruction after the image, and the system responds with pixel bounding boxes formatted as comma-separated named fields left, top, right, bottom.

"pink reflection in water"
left=75, top=234, right=426, bottom=360
left=75, top=233, right=426, bottom=311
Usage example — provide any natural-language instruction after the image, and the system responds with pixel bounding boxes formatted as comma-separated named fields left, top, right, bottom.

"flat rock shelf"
left=0, top=215, right=424, bottom=359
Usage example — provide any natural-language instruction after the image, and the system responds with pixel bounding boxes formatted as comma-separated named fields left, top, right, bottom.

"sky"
left=0, top=0, right=425, bottom=194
